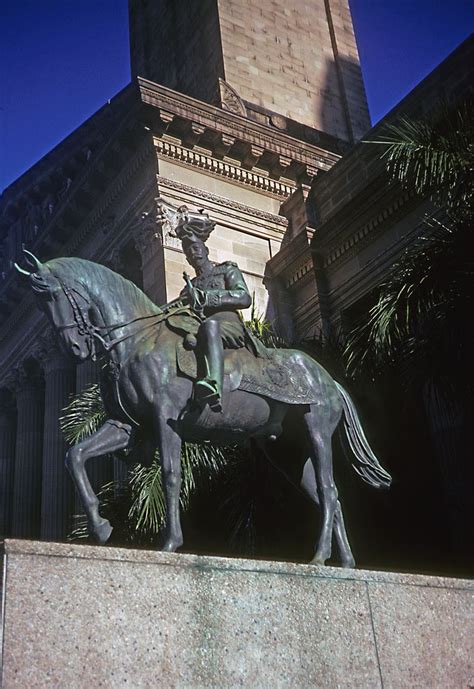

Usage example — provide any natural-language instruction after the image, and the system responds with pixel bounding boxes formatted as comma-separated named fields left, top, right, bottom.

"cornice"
left=66, top=143, right=155, bottom=256
left=1, top=84, right=136, bottom=211
left=137, top=78, right=340, bottom=172
left=323, top=218, right=429, bottom=318
left=320, top=188, right=418, bottom=269
left=267, top=229, right=316, bottom=289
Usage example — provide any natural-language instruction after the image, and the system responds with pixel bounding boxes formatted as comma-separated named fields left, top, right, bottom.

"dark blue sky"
left=1, top=1, right=472, bottom=192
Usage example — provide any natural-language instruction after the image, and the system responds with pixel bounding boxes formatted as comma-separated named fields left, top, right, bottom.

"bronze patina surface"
left=16, top=227, right=391, bottom=567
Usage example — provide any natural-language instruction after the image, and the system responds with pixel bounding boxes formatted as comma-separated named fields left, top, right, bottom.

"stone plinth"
left=1, top=540, right=473, bottom=688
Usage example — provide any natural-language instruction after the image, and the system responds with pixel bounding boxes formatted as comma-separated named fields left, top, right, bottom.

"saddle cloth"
left=176, top=343, right=318, bottom=405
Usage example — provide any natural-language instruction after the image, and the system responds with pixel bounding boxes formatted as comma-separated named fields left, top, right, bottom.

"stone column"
left=75, top=358, right=99, bottom=393
left=10, top=362, right=45, bottom=539
left=0, top=388, right=17, bottom=537
left=134, top=211, right=167, bottom=304
left=39, top=343, right=76, bottom=541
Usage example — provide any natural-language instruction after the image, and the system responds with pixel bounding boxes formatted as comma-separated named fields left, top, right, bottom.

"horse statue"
left=16, top=249, right=391, bottom=567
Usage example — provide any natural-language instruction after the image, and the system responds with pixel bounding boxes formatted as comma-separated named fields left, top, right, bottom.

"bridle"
left=53, top=278, right=166, bottom=428
left=56, top=280, right=164, bottom=358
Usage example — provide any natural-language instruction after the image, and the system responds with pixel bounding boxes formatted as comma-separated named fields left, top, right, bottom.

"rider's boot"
left=195, top=320, right=224, bottom=412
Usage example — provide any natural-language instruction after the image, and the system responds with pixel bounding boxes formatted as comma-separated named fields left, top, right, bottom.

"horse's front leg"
left=155, top=411, right=183, bottom=552
left=65, top=419, right=132, bottom=543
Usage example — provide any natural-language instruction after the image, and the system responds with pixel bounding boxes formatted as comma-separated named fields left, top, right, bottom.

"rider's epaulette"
left=214, top=260, right=238, bottom=272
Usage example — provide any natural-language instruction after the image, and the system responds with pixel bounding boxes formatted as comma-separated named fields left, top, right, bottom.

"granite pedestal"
left=1, top=540, right=473, bottom=688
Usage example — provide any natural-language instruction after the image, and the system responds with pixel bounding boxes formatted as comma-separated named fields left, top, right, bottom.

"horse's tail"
left=335, top=382, right=392, bottom=489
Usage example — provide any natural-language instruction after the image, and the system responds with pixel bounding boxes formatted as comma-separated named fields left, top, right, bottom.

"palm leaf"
left=60, top=383, right=105, bottom=444
left=61, top=382, right=234, bottom=540
left=366, top=96, right=473, bottom=218
left=127, top=442, right=230, bottom=535
left=242, top=293, right=287, bottom=348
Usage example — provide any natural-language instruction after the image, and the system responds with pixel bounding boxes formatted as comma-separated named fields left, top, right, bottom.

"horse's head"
left=15, top=250, right=95, bottom=361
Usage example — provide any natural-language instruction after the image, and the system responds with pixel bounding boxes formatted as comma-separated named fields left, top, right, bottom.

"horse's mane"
left=46, top=257, right=162, bottom=317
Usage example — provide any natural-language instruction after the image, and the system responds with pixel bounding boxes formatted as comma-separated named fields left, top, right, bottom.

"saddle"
left=176, top=342, right=318, bottom=406
left=163, top=306, right=317, bottom=405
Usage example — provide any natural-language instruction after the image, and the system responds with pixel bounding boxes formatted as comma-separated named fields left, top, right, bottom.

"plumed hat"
left=156, top=198, right=215, bottom=244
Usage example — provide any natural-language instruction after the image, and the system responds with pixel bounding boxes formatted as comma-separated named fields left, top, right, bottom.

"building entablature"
left=0, top=85, right=138, bottom=227
left=136, top=77, right=341, bottom=184
left=156, top=176, right=287, bottom=243
left=309, top=35, right=474, bottom=255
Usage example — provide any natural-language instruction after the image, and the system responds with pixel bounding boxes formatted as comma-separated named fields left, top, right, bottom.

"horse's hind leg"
left=301, top=459, right=355, bottom=568
left=303, top=405, right=339, bottom=566
left=65, top=419, right=132, bottom=543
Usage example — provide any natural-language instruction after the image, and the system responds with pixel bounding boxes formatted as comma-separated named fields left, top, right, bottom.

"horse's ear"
left=14, top=262, right=31, bottom=276
left=23, top=249, right=42, bottom=272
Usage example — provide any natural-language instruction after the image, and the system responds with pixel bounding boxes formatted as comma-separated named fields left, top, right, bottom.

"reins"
left=60, top=283, right=167, bottom=352
left=58, top=280, right=171, bottom=428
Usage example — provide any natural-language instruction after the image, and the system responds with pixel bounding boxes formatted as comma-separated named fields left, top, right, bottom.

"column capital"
left=133, top=206, right=163, bottom=258
left=104, top=246, right=127, bottom=274
left=36, top=332, right=73, bottom=375
left=9, top=361, right=45, bottom=393
left=0, top=388, right=15, bottom=416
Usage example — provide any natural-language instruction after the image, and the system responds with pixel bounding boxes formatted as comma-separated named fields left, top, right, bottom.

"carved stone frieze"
left=219, top=79, right=247, bottom=117
left=285, top=258, right=314, bottom=289
left=156, top=176, right=288, bottom=231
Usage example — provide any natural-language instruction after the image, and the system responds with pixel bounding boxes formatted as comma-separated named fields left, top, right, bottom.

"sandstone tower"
left=129, top=0, right=370, bottom=143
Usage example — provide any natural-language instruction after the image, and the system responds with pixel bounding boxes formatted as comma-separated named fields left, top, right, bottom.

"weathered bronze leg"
left=300, top=458, right=355, bottom=568
left=154, top=409, right=183, bottom=552
left=195, top=319, right=224, bottom=410
left=65, top=419, right=132, bottom=543
left=303, top=405, right=339, bottom=565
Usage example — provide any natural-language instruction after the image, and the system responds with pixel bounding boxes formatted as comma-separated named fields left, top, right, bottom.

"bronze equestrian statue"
left=170, top=204, right=268, bottom=411
left=16, top=208, right=391, bottom=568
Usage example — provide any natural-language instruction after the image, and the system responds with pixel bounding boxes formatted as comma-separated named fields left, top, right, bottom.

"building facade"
left=0, top=3, right=471, bottom=566
left=1, top=0, right=369, bottom=541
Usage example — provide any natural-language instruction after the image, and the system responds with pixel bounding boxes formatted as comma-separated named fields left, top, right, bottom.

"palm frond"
left=367, top=97, right=474, bottom=218
left=243, top=294, right=287, bottom=348
left=60, top=383, right=105, bottom=444
left=345, top=216, right=474, bottom=380
left=127, top=441, right=231, bottom=535
left=128, top=460, right=167, bottom=534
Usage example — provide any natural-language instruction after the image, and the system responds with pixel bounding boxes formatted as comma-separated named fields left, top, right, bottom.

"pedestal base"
left=1, top=540, right=473, bottom=688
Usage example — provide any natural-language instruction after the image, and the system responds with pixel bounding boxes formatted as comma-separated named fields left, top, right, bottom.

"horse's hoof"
left=309, top=550, right=330, bottom=566
left=341, top=557, right=356, bottom=569
left=91, top=519, right=113, bottom=544
left=309, top=556, right=326, bottom=566
left=160, top=538, right=183, bottom=553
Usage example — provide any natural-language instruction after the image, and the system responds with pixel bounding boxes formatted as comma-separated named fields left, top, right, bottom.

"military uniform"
left=177, top=259, right=267, bottom=409
left=181, top=260, right=251, bottom=349
left=157, top=201, right=266, bottom=408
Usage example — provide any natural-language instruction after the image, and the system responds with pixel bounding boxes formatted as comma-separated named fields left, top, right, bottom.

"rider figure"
left=170, top=205, right=254, bottom=411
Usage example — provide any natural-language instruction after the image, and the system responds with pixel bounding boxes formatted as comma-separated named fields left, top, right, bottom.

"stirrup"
left=195, top=378, right=222, bottom=412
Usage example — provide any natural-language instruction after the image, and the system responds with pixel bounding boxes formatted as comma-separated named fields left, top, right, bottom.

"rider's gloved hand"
left=186, top=286, right=206, bottom=314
